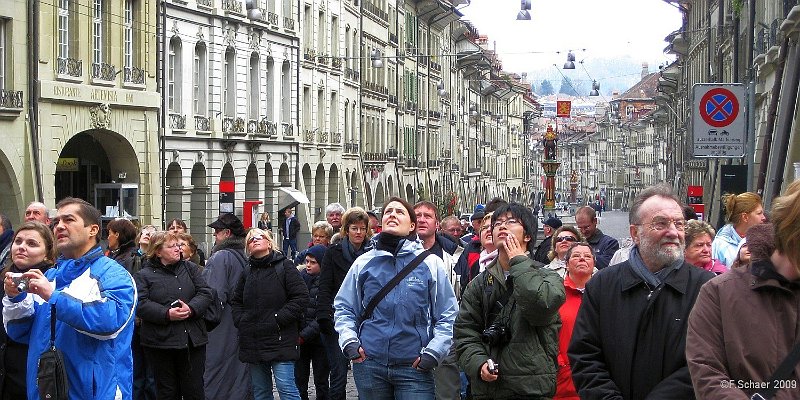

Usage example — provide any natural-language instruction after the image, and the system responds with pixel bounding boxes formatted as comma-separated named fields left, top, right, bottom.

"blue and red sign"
left=699, top=88, right=740, bottom=128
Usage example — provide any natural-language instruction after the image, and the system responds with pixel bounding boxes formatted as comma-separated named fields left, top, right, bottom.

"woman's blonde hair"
left=771, top=180, right=800, bottom=272
left=722, top=192, right=763, bottom=224
left=145, top=231, right=179, bottom=259
left=549, top=225, right=584, bottom=261
left=684, top=219, right=716, bottom=248
left=245, top=228, right=278, bottom=256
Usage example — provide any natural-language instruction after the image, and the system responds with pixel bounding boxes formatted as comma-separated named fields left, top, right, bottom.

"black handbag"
left=37, top=304, right=69, bottom=400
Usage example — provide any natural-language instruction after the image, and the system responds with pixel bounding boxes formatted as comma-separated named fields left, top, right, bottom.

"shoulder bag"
left=360, top=250, right=431, bottom=321
left=750, top=341, right=800, bottom=400
left=37, top=304, right=69, bottom=400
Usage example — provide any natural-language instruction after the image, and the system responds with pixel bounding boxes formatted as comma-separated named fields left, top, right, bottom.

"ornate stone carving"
left=223, top=22, right=237, bottom=47
left=196, top=28, right=205, bottom=42
left=249, top=28, right=261, bottom=50
left=89, top=103, right=112, bottom=130
left=171, top=20, right=179, bottom=37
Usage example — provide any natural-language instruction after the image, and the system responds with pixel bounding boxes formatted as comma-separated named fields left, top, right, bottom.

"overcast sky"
left=459, top=0, right=683, bottom=75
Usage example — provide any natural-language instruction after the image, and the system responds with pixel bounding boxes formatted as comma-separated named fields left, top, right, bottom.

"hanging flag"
left=556, top=101, right=572, bottom=117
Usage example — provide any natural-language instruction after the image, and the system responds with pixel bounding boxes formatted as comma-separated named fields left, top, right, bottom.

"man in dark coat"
left=568, top=184, right=715, bottom=399
left=575, top=206, right=619, bottom=269
left=281, top=208, right=301, bottom=259
left=533, top=217, right=562, bottom=264
left=203, top=213, right=251, bottom=400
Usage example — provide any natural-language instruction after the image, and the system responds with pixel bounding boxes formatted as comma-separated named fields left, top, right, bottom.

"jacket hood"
left=435, top=233, right=461, bottom=255
left=716, top=224, right=743, bottom=247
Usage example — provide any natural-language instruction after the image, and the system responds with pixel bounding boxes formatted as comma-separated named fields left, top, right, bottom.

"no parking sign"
left=692, top=83, right=746, bottom=157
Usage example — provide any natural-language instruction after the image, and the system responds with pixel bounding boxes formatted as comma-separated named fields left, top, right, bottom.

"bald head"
left=25, top=202, right=50, bottom=224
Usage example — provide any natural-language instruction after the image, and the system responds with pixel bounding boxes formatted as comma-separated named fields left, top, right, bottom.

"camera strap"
left=485, top=275, right=514, bottom=328
left=360, top=250, right=431, bottom=321
left=750, top=341, right=800, bottom=400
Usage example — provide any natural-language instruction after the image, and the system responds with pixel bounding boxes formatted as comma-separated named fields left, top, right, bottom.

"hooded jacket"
left=455, top=255, right=565, bottom=399
left=711, top=223, right=743, bottom=268
left=333, top=238, right=458, bottom=367
left=3, top=246, right=136, bottom=400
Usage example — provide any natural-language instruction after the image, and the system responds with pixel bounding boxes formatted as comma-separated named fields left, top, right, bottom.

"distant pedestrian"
left=258, top=212, right=273, bottom=231
left=281, top=208, right=301, bottom=259
left=533, top=217, right=562, bottom=264
left=23, top=202, right=50, bottom=225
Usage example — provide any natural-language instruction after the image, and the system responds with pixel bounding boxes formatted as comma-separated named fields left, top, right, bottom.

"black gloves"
left=343, top=342, right=362, bottom=360
left=318, top=318, right=335, bottom=336
left=416, top=353, right=438, bottom=372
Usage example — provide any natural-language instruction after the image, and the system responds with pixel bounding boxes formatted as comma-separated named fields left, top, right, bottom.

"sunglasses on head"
left=555, top=236, right=577, bottom=243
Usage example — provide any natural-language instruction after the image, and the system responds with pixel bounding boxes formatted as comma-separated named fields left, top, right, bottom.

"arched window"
left=224, top=47, right=236, bottom=117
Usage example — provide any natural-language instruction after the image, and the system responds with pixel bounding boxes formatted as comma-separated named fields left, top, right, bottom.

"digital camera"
left=9, top=273, right=30, bottom=292
left=481, top=321, right=511, bottom=346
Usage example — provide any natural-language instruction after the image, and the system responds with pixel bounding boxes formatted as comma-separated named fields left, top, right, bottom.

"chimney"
left=641, top=62, right=649, bottom=79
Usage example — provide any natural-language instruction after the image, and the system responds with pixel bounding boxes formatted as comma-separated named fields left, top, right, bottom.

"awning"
left=278, top=187, right=310, bottom=212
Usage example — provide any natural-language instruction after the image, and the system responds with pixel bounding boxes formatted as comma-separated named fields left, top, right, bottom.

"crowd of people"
left=0, top=181, right=798, bottom=400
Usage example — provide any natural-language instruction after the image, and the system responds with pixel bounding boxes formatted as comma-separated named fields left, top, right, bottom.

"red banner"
left=556, top=101, right=572, bottom=118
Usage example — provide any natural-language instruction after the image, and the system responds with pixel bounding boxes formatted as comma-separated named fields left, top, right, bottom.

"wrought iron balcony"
left=405, top=101, right=416, bottom=112
left=440, top=149, right=451, bottom=159
left=57, top=57, right=83, bottom=77
left=318, top=131, right=329, bottom=142
left=222, top=0, right=242, bottom=14
left=169, top=113, right=186, bottom=130
left=283, top=17, right=295, bottom=30
left=304, top=129, right=315, bottom=142
left=304, top=48, right=315, bottom=61
left=123, top=66, right=145, bottom=85
left=389, top=32, right=397, bottom=44
left=91, top=62, right=117, bottom=81
left=387, top=147, right=398, bottom=158
left=194, top=115, right=210, bottom=132
left=282, top=122, right=294, bottom=136
left=344, top=141, right=360, bottom=154
left=0, top=90, right=23, bottom=109
left=363, top=152, right=388, bottom=162
left=197, top=0, right=213, bottom=7
left=388, top=94, right=397, bottom=105
left=223, top=117, right=246, bottom=135
left=362, top=0, right=388, bottom=21
left=317, top=55, right=329, bottom=65
left=331, top=57, right=342, bottom=69
left=331, top=131, right=341, bottom=144
left=260, top=118, right=278, bottom=136
left=267, top=11, right=279, bottom=25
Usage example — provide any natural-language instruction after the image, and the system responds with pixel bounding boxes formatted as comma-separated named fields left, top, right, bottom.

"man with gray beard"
left=568, top=184, right=715, bottom=400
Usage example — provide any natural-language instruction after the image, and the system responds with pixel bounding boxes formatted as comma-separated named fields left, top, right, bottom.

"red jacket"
left=555, top=275, right=582, bottom=400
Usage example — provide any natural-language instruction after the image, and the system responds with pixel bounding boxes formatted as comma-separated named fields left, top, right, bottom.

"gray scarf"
left=628, top=246, right=683, bottom=289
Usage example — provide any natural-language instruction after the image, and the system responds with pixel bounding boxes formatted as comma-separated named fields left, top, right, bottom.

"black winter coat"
left=315, top=241, right=357, bottom=321
left=298, top=269, right=322, bottom=342
left=567, top=259, right=714, bottom=400
left=134, top=258, right=213, bottom=349
left=230, top=252, right=309, bottom=364
left=109, top=241, right=141, bottom=274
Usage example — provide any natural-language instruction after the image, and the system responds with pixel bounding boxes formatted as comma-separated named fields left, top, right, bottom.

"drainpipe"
left=27, top=0, right=43, bottom=202
left=755, top=44, right=788, bottom=195
left=768, top=38, right=800, bottom=202
left=746, top=0, right=756, bottom=191
left=158, top=0, right=166, bottom=224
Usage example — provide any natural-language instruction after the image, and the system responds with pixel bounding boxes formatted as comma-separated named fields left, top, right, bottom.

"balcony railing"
left=344, top=141, right=360, bottom=154
left=388, top=147, right=398, bottom=158
left=317, top=55, right=329, bottom=65
left=318, top=131, right=329, bottom=142
left=304, top=48, right=316, bottom=61
left=267, top=11, right=279, bottom=25
left=223, top=117, right=246, bottom=135
left=388, top=94, right=397, bottom=105
left=195, top=115, right=210, bottom=132
left=304, top=129, right=315, bottom=142
left=331, top=57, right=342, bottom=69
left=91, top=62, right=117, bottom=81
left=362, top=0, right=388, bottom=22
left=57, top=57, right=83, bottom=77
left=0, top=90, right=23, bottom=109
left=405, top=101, right=416, bottom=112
left=169, top=113, right=186, bottom=130
left=123, top=66, right=145, bottom=85
left=363, top=152, right=388, bottom=162
left=440, top=149, right=451, bottom=158
left=282, top=122, right=294, bottom=136
left=284, top=17, right=295, bottom=30
left=331, top=131, right=341, bottom=144
left=389, top=32, right=397, bottom=44
left=222, top=0, right=242, bottom=13
left=197, top=0, right=213, bottom=7
left=429, top=110, right=441, bottom=119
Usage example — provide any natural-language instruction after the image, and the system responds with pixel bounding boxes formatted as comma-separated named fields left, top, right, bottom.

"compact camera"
left=481, top=321, right=511, bottom=346
left=9, top=273, right=30, bottom=292
left=486, top=358, right=500, bottom=375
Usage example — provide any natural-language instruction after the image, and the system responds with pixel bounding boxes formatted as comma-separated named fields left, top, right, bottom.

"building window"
left=330, top=92, right=338, bottom=134
left=224, top=47, right=236, bottom=117
left=193, top=42, right=207, bottom=115
left=0, top=19, right=6, bottom=90
left=123, top=0, right=135, bottom=69
left=266, top=57, right=274, bottom=120
left=249, top=53, right=260, bottom=119
left=57, top=0, right=70, bottom=59
left=331, top=16, right=338, bottom=58
left=281, top=61, right=291, bottom=121
left=168, top=37, right=182, bottom=112
left=92, top=0, right=105, bottom=65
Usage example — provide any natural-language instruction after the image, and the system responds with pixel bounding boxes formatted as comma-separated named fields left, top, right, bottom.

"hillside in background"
left=527, top=54, right=666, bottom=98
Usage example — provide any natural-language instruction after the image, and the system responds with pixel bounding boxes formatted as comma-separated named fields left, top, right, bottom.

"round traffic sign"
left=699, top=88, right=740, bottom=128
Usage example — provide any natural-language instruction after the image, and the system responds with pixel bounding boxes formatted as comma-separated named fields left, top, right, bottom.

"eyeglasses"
left=348, top=226, right=368, bottom=233
left=248, top=235, right=265, bottom=244
left=164, top=243, right=182, bottom=249
left=640, top=217, right=687, bottom=232
left=555, top=236, right=578, bottom=243
left=492, top=218, right=521, bottom=229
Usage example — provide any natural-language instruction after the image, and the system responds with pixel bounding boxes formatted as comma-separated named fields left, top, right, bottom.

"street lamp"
left=370, top=49, right=384, bottom=68
left=590, top=80, right=600, bottom=96
left=517, top=0, right=531, bottom=20
left=563, top=51, right=576, bottom=69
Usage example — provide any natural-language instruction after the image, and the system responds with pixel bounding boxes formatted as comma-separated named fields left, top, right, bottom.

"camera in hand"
left=481, top=321, right=511, bottom=346
left=10, top=273, right=30, bottom=292
left=486, top=358, right=499, bottom=375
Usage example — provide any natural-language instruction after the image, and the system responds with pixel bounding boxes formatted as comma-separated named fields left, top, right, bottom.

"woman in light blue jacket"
left=334, top=196, right=458, bottom=400
left=711, top=192, right=766, bottom=268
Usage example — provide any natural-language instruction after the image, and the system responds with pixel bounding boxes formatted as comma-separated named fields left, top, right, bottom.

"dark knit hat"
left=305, top=244, right=327, bottom=263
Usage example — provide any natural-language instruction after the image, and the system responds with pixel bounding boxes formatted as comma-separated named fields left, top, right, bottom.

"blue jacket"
left=711, top=223, right=742, bottom=268
left=2, top=246, right=137, bottom=400
left=333, top=238, right=458, bottom=366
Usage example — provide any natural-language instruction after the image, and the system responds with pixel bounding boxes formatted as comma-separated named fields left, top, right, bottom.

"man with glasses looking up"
left=203, top=213, right=251, bottom=400
left=568, top=184, right=715, bottom=400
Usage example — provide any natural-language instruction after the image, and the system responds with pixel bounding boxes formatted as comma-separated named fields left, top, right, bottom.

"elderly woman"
left=334, top=197, right=458, bottom=399
left=545, top=226, right=584, bottom=278
left=684, top=220, right=726, bottom=274
left=230, top=228, right=309, bottom=400
left=687, top=181, right=800, bottom=399
left=555, top=242, right=596, bottom=399
left=712, top=192, right=767, bottom=268
left=1, top=222, right=56, bottom=399
left=294, top=221, right=334, bottom=265
left=135, top=231, right=213, bottom=400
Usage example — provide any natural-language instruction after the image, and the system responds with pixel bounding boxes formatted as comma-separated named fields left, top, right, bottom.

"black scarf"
left=249, top=252, right=279, bottom=269
left=376, top=232, right=415, bottom=255
left=10, top=260, right=53, bottom=274
left=341, top=237, right=368, bottom=264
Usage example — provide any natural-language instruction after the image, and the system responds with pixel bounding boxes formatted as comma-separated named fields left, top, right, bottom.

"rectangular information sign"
left=692, top=83, right=746, bottom=158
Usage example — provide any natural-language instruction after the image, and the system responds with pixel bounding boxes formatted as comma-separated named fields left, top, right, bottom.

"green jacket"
left=455, top=255, right=565, bottom=399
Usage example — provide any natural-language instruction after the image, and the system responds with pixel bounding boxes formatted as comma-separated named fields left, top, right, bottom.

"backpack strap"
left=360, top=250, right=431, bottom=321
